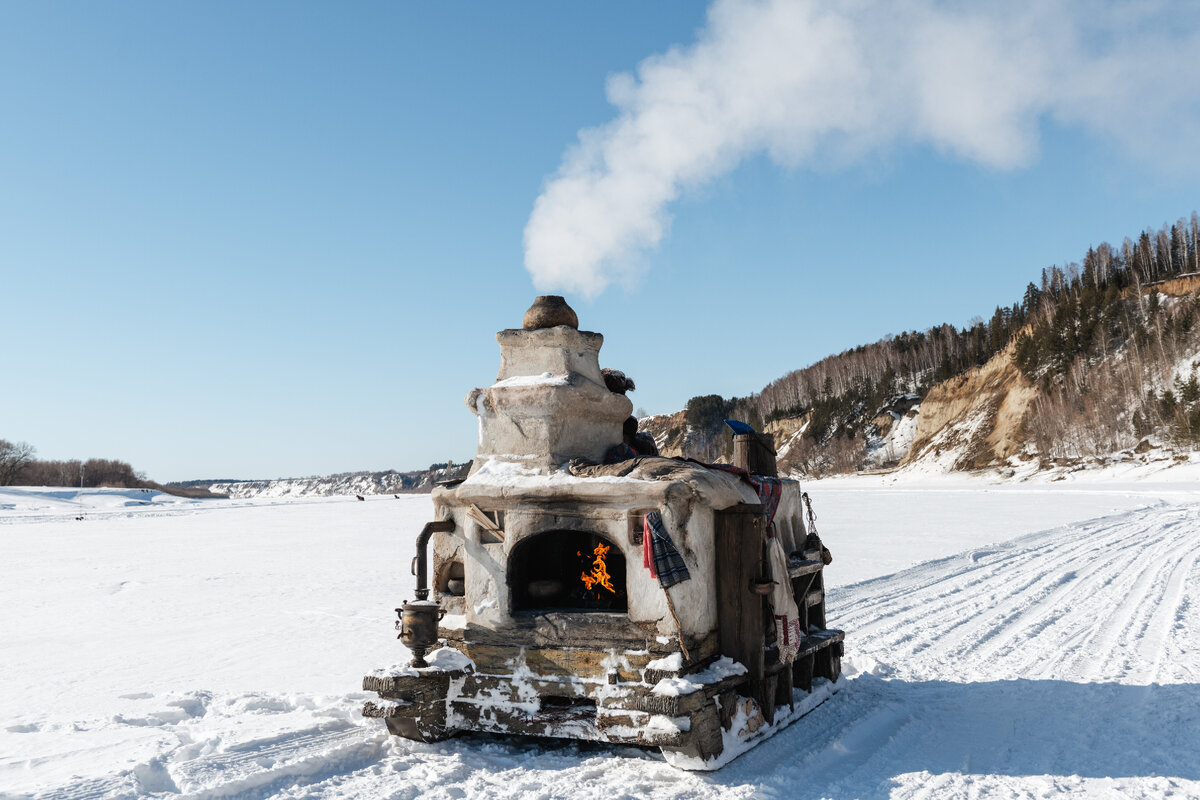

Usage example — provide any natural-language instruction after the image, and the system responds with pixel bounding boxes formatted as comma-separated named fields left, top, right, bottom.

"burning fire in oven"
left=578, top=542, right=616, bottom=594
left=510, top=530, right=627, bottom=612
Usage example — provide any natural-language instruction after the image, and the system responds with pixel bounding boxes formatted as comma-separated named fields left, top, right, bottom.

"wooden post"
left=732, top=433, right=777, bottom=476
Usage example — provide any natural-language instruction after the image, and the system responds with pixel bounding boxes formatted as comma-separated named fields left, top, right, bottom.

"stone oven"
left=363, top=297, right=844, bottom=769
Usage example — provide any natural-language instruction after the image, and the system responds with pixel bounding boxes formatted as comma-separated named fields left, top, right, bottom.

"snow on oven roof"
left=440, top=455, right=762, bottom=509
left=489, top=372, right=571, bottom=389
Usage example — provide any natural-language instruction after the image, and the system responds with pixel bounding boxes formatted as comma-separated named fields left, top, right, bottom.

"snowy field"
left=2, top=476, right=1198, bottom=799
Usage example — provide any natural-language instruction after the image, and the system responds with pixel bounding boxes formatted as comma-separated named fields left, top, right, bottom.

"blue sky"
left=2, top=1, right=1197, bottom=482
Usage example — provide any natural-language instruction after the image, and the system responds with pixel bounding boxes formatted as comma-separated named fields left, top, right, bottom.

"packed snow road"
left=1, top=482, right=1197, bottom=799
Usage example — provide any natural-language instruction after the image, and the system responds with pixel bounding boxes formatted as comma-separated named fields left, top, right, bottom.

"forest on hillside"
left=679, top=213, right=1200, bottom=472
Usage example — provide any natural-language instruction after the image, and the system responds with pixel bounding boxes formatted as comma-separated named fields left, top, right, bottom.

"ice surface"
left=3, top=478, right=1199, bottom=798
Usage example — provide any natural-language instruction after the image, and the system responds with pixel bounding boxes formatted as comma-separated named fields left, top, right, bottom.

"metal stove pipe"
left=412, top=519, right=455, bottom=600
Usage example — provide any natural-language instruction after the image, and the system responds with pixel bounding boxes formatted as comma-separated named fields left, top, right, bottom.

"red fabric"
left=642, top=515, right=657, bottom=578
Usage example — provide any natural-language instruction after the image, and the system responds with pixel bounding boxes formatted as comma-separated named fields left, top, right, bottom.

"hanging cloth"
left=643, top=511, right=693, bottom=662
left=767, top=535, right=803, bottom=664
left=643, top=511, right=691, bottom=588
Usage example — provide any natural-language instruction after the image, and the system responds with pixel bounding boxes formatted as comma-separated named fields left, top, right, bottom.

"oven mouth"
left=509, top=530, right=628, bottom=613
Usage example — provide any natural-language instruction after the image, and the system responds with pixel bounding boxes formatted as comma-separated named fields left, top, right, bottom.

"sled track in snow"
left=30, top=723, right=386, bottom=800
left=829, top=501, right=1200, bottom=686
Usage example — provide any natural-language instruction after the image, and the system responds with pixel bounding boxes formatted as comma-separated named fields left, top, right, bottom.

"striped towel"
left=643, top=511, right=691, bottom=588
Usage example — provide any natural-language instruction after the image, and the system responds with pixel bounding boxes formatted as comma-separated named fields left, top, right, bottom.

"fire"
left=580, top=542, right=616, bottom=594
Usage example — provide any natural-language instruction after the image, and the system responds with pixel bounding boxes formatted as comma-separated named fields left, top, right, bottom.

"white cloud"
left=523, top=0, right=1200, bottom=297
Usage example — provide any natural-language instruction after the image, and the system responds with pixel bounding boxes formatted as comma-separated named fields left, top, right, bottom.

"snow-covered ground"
left=2, top=479, right=1198, bottom=799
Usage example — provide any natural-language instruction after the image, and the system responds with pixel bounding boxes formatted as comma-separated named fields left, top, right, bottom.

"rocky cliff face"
left=902, top=337, right=1038, bottom=471
left=637, top=411, right=726, bottom=462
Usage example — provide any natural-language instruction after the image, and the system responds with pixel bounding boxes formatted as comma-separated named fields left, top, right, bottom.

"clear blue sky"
left=2, top=1, right=1196, bottom=482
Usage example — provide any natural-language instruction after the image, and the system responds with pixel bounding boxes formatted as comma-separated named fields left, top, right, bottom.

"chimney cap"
left=522, top=296, right=578, bottom=330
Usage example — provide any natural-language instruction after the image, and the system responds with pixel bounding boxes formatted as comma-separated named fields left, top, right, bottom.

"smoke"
left=523, top=0, right=1200, bottom=297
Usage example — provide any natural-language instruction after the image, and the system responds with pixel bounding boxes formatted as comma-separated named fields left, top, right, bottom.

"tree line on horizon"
left=0, top=440, right=149, bottom=488
left=0, top=440, right=223, bottom=497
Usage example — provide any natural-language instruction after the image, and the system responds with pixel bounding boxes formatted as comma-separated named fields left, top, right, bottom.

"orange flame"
left=580, top=542, right=616, bottom=594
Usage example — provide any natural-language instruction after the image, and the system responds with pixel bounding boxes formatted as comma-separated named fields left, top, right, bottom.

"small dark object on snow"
left=356, top=494, right=365, bottom=501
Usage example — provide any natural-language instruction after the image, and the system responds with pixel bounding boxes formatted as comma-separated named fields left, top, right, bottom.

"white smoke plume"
left=524, top=0, right=1200, bottom=297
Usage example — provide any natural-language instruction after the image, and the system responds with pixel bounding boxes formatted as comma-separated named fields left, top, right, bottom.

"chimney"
left=465, top=296, right=631, bottom=471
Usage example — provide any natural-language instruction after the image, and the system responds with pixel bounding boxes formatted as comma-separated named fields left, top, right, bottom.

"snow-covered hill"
left=208, top=464, right=469, bottom=499
left=2, top=480, right=1197, bottom=798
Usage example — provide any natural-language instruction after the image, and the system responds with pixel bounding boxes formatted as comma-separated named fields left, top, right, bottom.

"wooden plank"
left=787, top=559, right=824, bottom=578
left=715, top=505, right=766, bottom=684
left=448, top=701, right=688, bottom=747
left=462, top=614, right=703, bottom=654
left=462, top=642, right=650, bottom=681
left=794, top=629, right=845, bottom=660
left=363, top=671, right=459, bottom=699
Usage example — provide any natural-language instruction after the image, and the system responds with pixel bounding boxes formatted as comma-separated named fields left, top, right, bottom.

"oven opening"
left=509, top=530, right=628, bottom=613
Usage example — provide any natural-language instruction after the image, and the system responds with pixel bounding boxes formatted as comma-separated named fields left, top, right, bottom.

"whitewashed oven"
left=362, top=297, right=843, bottom=768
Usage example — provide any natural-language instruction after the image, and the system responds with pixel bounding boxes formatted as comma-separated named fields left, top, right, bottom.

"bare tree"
left=0, top=440, right=36, bottom=485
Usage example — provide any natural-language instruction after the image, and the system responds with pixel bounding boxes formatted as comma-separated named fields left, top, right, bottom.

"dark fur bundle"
left=602, top=368, right=636, bottom=395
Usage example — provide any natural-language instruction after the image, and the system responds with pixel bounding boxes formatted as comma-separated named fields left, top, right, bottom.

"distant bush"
left=8, top=453, right=146, bottom=489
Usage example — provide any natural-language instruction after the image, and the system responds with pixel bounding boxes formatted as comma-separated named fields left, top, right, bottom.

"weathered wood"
left=659, top=700, right=725, bottom=761
left=363, top=670, right=461, bottom=699
left=717, top=688, right=738, bottom=731
left=732, top=433, right=777, bottom=477
left=795, top=628, right=844, bottom=660
left=384, top=703, right=452, bottom=742
left=463, top=642, right=649, bottom=681
left=716, top=503, right=768, bottom=721
left=462, top=614, right=698, bottom=653
left=787, top=559, right=824, bottom=578
left=362, top=699, right=412, bottom=718
left=775, top=659, right=794, bottom=711
left=757, top=674, right=777, bottom=725
left=814, top=646, right=842, bottom=683
left=635, top=691, right=708, bottom=718
left=715, top=505, right=765, bottom=682
left=793, top=653, right=814, bottom=693
left=448, top=701, right=687, bottom=747
left=791, top=572, right=815, bottom=633
left=459, top=673, right=657, bottom=714
left=807, top=570, right=828, bottom=629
